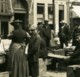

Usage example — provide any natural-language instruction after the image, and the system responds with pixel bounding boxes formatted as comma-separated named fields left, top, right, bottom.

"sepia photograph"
left=0, top=0, right=80, bottom=77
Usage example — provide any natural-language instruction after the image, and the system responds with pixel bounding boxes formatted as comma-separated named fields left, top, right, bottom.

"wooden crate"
left=67, top=65, right=80, bottom=77
left=53, top=49, right=65, bottom=56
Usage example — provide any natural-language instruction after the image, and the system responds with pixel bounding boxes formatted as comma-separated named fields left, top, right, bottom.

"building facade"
left=0, top=0, right=28, bottom=39
left=0, top=0, right=70, bottom=39
left=28, top=0, right=53, bottom=27
left=28, top=0, right=70, bottom=37
left=54, top=0, right=69, bottom=36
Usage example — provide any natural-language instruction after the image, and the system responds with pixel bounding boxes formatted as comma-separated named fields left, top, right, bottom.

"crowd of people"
left=0, top=19, right=80, bottom=77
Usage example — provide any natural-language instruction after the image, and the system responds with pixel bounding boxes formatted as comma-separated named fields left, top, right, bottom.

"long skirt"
left=8, top=43, right=29, bottom=77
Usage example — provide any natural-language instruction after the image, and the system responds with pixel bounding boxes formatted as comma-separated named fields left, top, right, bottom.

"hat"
left=37, top=22, right=43, bottom=25
left=10, top=19, right=22, bottom=25
left=60, top=20, right=66, bottom=23
left=29, top=25, right=36, bottom=30
left=44, top=20, right=48, bottom=22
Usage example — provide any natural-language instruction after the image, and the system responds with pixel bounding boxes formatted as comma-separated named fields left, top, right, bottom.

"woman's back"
left=12, top=29, right=27, bottom=43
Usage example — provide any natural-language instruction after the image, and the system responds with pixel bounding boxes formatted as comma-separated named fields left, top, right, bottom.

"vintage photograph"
left=0, top=0, right=80, bottom=77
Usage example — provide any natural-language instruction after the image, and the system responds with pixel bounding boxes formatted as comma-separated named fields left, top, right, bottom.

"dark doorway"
left=59, top=10, right=64, bottom=23
left=59, top=10, right=64, bottom=30
left=59, top=5, right=64, bottom=30
left=1, top=22, right=8, bottom=39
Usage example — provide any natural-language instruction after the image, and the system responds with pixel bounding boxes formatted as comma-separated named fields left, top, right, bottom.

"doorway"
left=1, top=22, right=8, bottom=39
left=59, top=5, right=64, bottom=30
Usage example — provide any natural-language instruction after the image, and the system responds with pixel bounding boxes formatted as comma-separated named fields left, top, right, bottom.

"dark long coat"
left=39, top=37, right=47, bottom=59
left=8, top=28, right=29, bottom=77
left=72, top=26, right=80, bottom=46
left=27, top=34, right=41, bottom=77
left=42, top=25, right=51, bottom=47
left=58, top=25, right=70, bottom=43
left=28, top=34, right=41, bottom=62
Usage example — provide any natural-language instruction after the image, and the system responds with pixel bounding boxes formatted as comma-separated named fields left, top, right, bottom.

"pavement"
left=0, top=71, right=67, bottom=77
left=0, top=72, right=9, bottom=77
left=46, top=71, right=67, bottom=77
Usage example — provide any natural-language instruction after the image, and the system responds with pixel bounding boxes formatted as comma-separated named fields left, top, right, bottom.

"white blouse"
left=0, top=42, right=5, bottom=54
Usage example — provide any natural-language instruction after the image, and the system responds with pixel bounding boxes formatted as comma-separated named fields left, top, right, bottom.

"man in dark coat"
left=37, top=22, right=45, bottom=39
left=43, top=20, right=51, bottom=48
left=28, top=25, right=41, bottom=77
left=58, top=20, right=70, bottom=48
left=37, top=22, right=47, bottom=59
left=72, top=24, right=80, bottom=47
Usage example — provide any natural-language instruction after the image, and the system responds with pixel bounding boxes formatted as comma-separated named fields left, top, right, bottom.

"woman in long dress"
left=7, top=19, right=29, bottom=77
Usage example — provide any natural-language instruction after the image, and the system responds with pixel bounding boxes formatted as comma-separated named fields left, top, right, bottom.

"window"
left=1, top=22, right=8, bottom=39
left=37, top=3, right=44, bottom=14
left=48, top=4, right=53, bottom=15
left=59, top=5, right=64, bottom=10
left=14, top=0, right=24, bottom=9
left=0, top=0, right=6, bottom=13
left=59, top=5, right=64, bottom=20
left=48, top=4, right=53, bottom=23
left=0, top=0, right=10, bottom=14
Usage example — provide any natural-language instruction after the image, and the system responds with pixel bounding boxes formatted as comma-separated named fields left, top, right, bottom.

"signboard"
left=72, top=2, right=80, bottom=6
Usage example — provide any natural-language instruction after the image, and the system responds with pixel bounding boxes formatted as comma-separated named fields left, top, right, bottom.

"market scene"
left=0, top=0, right=80, bottom=77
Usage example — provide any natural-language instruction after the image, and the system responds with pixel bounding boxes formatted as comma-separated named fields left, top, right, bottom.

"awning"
left=71, top=6, right=80, bottom=18
left=14, top=8, right=26, bottom=13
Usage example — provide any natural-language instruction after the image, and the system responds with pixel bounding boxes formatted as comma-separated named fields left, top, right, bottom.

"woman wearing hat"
left=7, top=19, right=29, bottom=77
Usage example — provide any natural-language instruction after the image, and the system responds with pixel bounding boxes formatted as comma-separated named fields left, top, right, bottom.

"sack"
left=0, top=55, right=5, bottom=64
left=25, top=44, right=29, bottom=55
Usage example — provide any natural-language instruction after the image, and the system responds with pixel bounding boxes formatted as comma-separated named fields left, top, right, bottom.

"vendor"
left=64, top=33, right=80, bottom=65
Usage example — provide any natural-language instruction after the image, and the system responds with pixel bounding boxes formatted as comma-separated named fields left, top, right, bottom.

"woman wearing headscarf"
left=7, top=19, right=29, bottom=77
